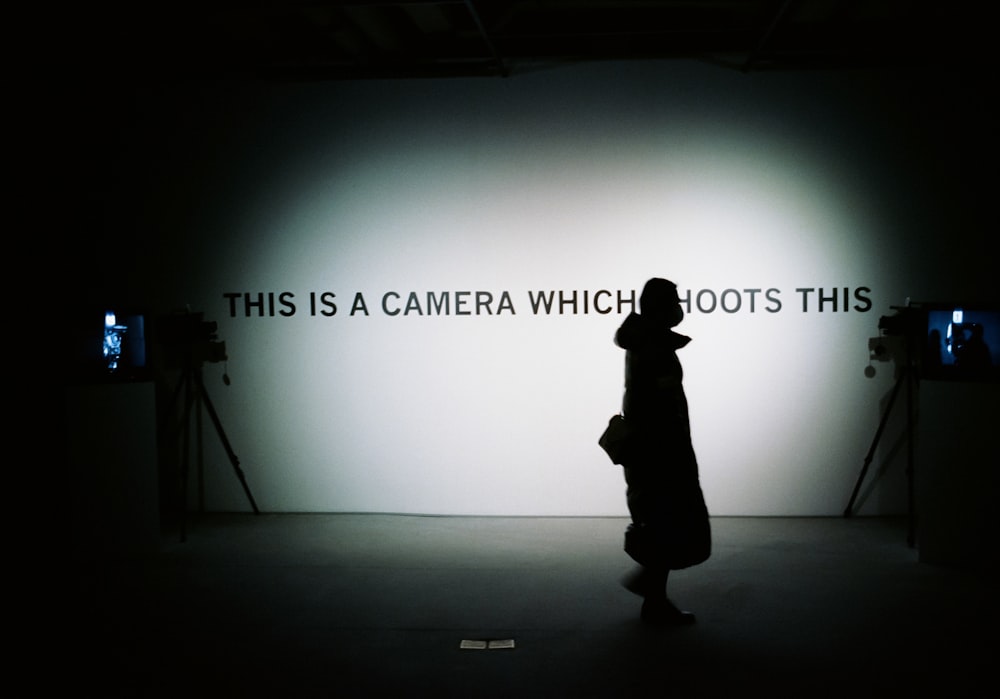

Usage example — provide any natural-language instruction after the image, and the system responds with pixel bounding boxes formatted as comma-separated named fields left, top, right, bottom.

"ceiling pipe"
left=464, top=0, right=508, bottom=77
left=743, top=0, right=795, bottom=72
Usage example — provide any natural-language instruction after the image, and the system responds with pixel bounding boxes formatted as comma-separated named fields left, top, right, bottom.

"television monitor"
left=70, top=308, right=151, bottom=382
left=921, top=304, right=1000, bottom=382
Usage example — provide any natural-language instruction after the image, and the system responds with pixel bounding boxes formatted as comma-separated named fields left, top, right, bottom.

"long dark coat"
left=615, top=311, right=711, bottom=571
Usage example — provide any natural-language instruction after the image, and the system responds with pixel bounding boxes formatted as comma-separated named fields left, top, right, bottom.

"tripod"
left=844, top=363, right=917, bottom=547
left=164, top=361, right=260, bottom=541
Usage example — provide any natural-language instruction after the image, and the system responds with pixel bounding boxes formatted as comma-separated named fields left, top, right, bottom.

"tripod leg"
left=194, top=370, right=260, bottom=514
left=844, top=372, right=904, bottom=517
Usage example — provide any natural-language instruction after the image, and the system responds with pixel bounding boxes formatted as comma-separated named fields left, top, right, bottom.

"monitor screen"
left=70, top=308, right=150, bottom=382
left=103, top=311, right=146, bottom=374
left=922, top=305, right=1000, bottom=382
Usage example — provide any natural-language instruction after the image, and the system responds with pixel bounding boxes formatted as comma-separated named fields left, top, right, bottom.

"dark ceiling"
left=77, top=1, right=991, bottom=80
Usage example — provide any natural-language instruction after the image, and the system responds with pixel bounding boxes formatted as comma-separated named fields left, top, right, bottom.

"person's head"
left=640, top=277, right=683, bottom=327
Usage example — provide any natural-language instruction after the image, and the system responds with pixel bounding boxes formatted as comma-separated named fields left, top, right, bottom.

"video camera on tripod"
left=155, top=309, right=258, bottom=538
left=850, top=303, right=924, bottom=541
left=156, top=310, right=228, bottom=369
left=865, top=304, right=922, bottom=377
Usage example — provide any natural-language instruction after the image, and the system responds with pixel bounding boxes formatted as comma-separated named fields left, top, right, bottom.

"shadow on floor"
left=67, top=514, right=996, bottom=697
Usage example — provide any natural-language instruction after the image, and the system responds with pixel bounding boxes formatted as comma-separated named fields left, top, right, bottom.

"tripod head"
left=866, top=304, right=922, bottom=379
left=155, top=310, right=228, bottom=372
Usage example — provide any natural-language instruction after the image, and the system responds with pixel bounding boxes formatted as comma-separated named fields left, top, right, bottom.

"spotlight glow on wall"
left=157, top=63, right=917, bottom=517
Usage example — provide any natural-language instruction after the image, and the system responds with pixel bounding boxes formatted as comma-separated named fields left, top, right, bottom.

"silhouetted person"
left=954, top=323, right=991, bottom=369
left=614, top=278, right=711, bottom=625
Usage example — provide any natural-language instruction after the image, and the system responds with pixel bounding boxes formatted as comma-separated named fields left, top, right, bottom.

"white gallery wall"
left=78, top=60, right=996, bottom=517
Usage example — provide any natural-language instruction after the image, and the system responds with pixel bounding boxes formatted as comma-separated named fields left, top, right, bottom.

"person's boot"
left=640, top=597, right=696, bottom=626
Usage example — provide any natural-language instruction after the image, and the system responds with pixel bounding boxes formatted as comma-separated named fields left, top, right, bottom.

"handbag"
left=598, top=413, right=633, bottom=465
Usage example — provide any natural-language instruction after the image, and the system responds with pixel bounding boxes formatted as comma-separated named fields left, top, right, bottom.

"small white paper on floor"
left=459, top=639, right=515, bottom=650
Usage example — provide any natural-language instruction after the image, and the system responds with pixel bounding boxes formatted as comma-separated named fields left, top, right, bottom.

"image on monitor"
left=922, top=305, right=1000, bottom=381
left=70, top=308, right=150, bottom=382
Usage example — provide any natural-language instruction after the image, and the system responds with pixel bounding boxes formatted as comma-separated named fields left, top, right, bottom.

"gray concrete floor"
left=68, top=514, right=995, bottom=697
